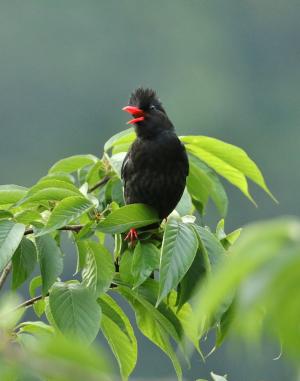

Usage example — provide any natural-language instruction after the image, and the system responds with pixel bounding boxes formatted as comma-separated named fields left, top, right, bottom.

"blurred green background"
left=1, top=1, right=299, bottom=380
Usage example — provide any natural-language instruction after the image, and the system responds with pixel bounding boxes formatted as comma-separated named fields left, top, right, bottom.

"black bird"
left=121, top=88, right=189, bottom=242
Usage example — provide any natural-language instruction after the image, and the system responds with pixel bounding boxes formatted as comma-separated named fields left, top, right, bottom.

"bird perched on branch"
left=121, top=88, right=189, bottom=243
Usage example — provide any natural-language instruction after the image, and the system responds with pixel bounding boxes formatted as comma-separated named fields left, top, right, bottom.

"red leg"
left=124, top=228, right=139, bottom=245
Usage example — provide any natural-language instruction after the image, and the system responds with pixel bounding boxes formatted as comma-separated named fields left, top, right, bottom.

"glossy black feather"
left=121, top=88, right=189, bottom=219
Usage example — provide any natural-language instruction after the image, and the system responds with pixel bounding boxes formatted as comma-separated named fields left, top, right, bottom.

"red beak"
left=122, top=106, right=145, bottom=125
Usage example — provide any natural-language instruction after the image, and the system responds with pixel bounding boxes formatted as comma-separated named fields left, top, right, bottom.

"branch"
left=88, top=175, right=110, bottom=193
left=14, top=293, right=48, bottom=311
left=14, top=281, right=118, bottom=310
left=0, top=262, right=12, bottom=290
left=58, top=224, right=83, bottom=233
left=24, top=224, right=83, bottom=236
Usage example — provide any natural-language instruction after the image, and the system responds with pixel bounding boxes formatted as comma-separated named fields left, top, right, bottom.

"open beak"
left=122, top=106, right=145, bottom=125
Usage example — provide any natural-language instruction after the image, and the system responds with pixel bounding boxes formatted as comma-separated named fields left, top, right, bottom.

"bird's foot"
left=124, top=228, right=139, bottom=246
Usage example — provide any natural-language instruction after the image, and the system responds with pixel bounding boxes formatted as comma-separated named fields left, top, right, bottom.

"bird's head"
left=122, top=88, right=174, bottom=138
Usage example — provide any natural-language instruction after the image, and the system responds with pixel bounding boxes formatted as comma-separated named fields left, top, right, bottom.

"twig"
left=24, top=228, right=34, bottom=235
left=14, top=293, right=48, bottom=310
left=88, top=175, right=110, bottom=193
left=58, top=224, right=83, bottom=233
left=14, top=281, right=118, bottom=310
left=0, top=262, right=12, bottom=290
left=24, top=224, right=84, bottom=236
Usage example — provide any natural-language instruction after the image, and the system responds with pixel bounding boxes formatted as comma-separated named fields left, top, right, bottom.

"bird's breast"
left=131, top=134, right=184, bottom=171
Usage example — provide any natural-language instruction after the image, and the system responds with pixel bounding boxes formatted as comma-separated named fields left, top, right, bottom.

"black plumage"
left=121, top=88, right=189, bottom=220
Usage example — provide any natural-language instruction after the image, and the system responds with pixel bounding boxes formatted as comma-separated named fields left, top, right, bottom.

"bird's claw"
left=125, top=228, right=139, bottom=246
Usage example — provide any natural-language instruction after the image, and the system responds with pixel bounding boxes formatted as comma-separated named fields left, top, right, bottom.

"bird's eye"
left=149, top=104, right=157, bottom=110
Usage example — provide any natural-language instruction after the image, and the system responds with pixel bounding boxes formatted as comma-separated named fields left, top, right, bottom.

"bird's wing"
left=181, top=142, right=189, bottom=177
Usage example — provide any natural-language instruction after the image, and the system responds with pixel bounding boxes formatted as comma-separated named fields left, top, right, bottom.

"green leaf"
left=16, top=330, right=110, bottom=380
left=186, top=145, right=253, bottom=204
left=0, top=293, right=24, bottom=330
left=75, top=221, right=95, bottom=242
left=105, top=177, right=125, bottom=205
left=187, top=157, right=212, bottom=207
left=168, top=291, right=203, bottom=358
left=175, top=187, right=194, bottom=216
left=35, top=235, right=63, bottom=296
left=0, top=210, right=14, bottom=220
left=99, top=294, right=137, bottom=380
left=12, top=237, right=37, bottom=289
left=132, top=242, right=160, bottom=288
left=216, top=299, right=236, bottom=348
left=192, top=225, right=226, bottom=272
left=23, top=188, right=82, bottom=206
left=36, top=196, right=93, bottom=236
left=104, top=128, right=135, bottom=153
left=134, top=279, right=201, bottom=364
left=29, top=276, right=45, bottom=317
left=17, top=321, right=54, bottom=337
left=119, top=250, right=134, bottom=286
left=49, top=282, right=102, bottom=344
left=118, top=286, right=182, bottom=380
left=0, top=185, right=27, bottom=204
left=49, top=154, right=98, bottom=174
left=14, top=210, right=42, bottom=224
left=22, top=177, right=82, bottom=197
left=182, top=135, right=276, bottom=203
left=18, top=179, right=82, bottom=206
left=75, top=240, right=88, bottom=274
left=97, top=203, right=159, bottom=234
left=193, top=218, right=300, bottom=341
left=44, top=296, right=58, bottom=329
left=210, top=372, right=228, bottom=381
left=176, top=249, right=207, bottom=311
left=215, top=219, right=226, bottom=240
left=224, top=228, right=242, bottom=246
left=107, top=152, right=127, bottom=178
left=188, top=154, right=228, bottom=217
left=86, top=161, right=106, bottom=186
left=157, top=220, right=198, bottom=306
left=81, top=240, right=115, bottom=295
left=38, top=171, right=75, bottom=184
left=191, top=225, right=234, bottom=325
left=136, top=280, right=184, bottom=342
left=216, top=220, right=242, bottom=249
left=35, top=179, right=80, bottom=193
left=0, top=220, right=25, bottom=272
left=113, top=233, right=122, bottom=261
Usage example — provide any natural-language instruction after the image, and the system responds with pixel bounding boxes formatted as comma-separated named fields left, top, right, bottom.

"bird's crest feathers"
left=129, top=87, right=164, bottom=113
